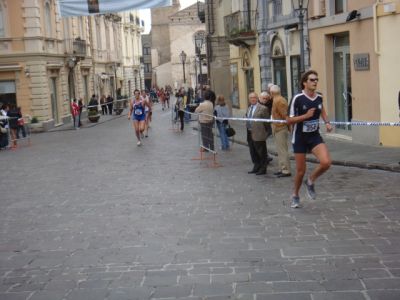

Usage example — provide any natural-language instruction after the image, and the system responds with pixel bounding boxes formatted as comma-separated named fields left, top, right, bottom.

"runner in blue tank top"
left=287, top=70, right=333, bottom=208
left=129, top=89, right=150, bottom=146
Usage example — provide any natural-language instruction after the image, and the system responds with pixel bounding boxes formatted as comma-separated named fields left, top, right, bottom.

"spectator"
left=88, top=94, right=98, bottom=112
left=270, top=86, right=291, bottom=177
left=175, top=88, right=186, bottom=131
left=195, top=89, right=215, bottom=151
left=214, top=95, right=230, bottom=151
left=7, top=105, right=19, bottom=148
left=107, top=95, right=113, bottom=115
left=78, top=98, right=84, bottom=127
left=16, top=107, right=26, bottom=139
left=246, top=92, right=271, bottom=175
left=71, top=99, right=80, bottom=129
left=100, top=95, right=107, bottom=115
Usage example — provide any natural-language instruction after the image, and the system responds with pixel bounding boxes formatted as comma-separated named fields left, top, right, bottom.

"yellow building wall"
left=377, top=3, right=400, bottom=146
left=309, top=19, right=379, bottom=128
left=230, top=42, right=261, bottom=110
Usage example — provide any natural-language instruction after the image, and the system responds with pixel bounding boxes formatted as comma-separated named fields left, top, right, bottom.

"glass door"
left=333, top=34, right=352, bottom=134
left=273, top=58, right=287, bottom=99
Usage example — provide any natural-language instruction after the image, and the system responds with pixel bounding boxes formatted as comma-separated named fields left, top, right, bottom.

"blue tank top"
left=133, top=100, right=145, bottom=117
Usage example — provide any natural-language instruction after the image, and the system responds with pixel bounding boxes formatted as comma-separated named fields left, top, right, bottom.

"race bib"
left=303, top=120, right=319, bottom=133
left=134, top=109, right=143, bottom=115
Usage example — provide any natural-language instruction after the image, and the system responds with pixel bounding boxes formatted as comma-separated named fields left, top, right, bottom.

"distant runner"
left=129, top=89, right=150, bottom=146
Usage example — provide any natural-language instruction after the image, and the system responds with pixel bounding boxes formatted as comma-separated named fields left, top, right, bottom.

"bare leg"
left=309, top=143, right=332, bottom=183
left=133, top=121, right=140, bottom=141
left=293, top=153, right=307, bottom=197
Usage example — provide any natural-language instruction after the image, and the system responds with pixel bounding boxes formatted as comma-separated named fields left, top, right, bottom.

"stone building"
left=169, top=2, right=206, bottom=88
left=141, top=34, right=152, bottom=90
left=0, top=0, right=143, bottom=130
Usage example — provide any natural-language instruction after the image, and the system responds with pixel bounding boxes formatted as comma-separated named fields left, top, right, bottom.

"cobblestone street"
left=1, top=105, right=400, bottom=300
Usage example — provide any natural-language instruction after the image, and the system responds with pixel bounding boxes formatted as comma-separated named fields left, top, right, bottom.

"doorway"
left=273, top=58, right=287, bottom=99
left=333, top=34, right=352, bottom=134
left=50, top=77, right=59, bottom=124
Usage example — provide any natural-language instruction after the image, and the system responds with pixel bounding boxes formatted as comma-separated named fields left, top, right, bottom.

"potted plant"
left=29, top=116, right=44, bottom=132
left=88, top=109, right=100, bottom=123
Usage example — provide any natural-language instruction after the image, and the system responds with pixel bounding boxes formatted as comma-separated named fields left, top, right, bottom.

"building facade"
left=308, top=0, right=400, bottom=146
left=169, top=2, right=206, bottom=88
left=0, top=0, right=143, bottom=130
left=142, top=34, right=152, bottom=90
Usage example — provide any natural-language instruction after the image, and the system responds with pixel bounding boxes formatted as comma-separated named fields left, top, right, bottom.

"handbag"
left=17, top=118, right=25, bottom=126
left=225, top=125, right=236, bottom=137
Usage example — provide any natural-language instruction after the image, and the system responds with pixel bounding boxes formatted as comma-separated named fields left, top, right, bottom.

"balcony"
left=224, top=10, right=257, bottom=47
left=65, top=38, right=87, bottom=58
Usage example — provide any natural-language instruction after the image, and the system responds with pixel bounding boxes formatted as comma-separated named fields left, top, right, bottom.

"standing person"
left=165, top=88, right=170, bottom=109
left=175, top=88, right=186, bottom=131
left=270, top=85, right=291, bottom=177
left=89, top=94, right=98, bottom=109
left=287, top=70, right=332, bottom=208
left=78, top=98, right=84, bottom=127
left=195, top=90, right=215, bottom=151
left=214, top=95, right=230, bottom=151
left=107, top=95, right=113, bottom=115
left=7, top=105, right=19, bottom=148
left=128, top=89, right=149, bottom=146
left=100, top=95, right=107, bottom=115
left=246, top=92, right=271, bottom=175
left=16, top=107, right=26, bottom=139
left=71, top=99, right=80, bottom=130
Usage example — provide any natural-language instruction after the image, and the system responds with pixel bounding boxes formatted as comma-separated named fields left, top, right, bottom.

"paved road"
left=1, top=104, right=400, bottom=300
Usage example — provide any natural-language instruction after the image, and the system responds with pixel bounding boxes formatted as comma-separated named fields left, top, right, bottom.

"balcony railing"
left=65, top=38, right=87, bottom=58
left=224, top=10, right=257, bottom=46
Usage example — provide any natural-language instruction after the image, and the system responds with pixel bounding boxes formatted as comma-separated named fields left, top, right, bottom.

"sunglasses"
left=309, top=78, right=319, bottom=82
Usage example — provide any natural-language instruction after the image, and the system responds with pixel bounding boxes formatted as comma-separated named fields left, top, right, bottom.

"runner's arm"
left=320, top=106, right=332, bottom=132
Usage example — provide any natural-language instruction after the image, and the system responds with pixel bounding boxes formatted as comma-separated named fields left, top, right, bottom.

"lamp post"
left=194, top=31, right=205, bottom=99
left=179, top=50, right=187, bottom=85
left=292, top=0, right=309, bottom=74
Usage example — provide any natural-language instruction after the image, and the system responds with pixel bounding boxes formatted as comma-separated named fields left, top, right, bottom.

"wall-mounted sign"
left=353, top=53, right=370, bottom=71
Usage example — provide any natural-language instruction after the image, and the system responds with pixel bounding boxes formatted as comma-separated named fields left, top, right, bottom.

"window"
left=273, top=0, right=282, bottom=16
left=144, top=63, right=151, bottom=73
left=143, top=47, right=150, bottom=55
left=0, top=4, right=5, bottom=37
left=335, top=0, right=344, bottom=14
left=45, top=2, right=52, bottom=36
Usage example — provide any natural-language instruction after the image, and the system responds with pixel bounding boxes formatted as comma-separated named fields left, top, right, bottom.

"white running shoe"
left=137, top=141, right=142, bottom=146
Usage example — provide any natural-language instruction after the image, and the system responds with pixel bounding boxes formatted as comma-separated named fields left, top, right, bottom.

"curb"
left=192, top=126, right=400, bottom=173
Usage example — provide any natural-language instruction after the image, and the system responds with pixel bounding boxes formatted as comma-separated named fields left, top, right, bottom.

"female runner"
left=129, top=89, right=149, bottom=146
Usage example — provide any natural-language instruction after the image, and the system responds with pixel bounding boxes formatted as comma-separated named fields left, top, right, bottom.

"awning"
left=58, top=0, right=172, bottom=17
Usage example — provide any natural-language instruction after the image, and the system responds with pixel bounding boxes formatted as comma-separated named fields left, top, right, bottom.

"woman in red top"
left=71, top=99, right=80, bottom=129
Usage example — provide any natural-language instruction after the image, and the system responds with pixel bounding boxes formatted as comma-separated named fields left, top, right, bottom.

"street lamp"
left=179, top=50, right=187, bottom=84
left=194, top=32, right=205, bottom=99
left=291, top=0, right=309, bottom=74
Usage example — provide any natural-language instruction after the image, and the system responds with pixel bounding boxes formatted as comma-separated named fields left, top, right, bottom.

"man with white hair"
left=270, top=85, right=291, bottom=177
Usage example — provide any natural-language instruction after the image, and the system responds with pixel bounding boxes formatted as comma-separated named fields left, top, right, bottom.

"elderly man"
left=270, top=85, right=291, bottom=177
left=246, top=92, right=271, bottom=175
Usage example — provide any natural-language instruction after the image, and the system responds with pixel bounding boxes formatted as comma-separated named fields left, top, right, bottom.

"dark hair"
left=134, top=89, right=140, bottom=93
left=204, top=90, right=216, bottom=105
left=300, top=70, right=318, bottom=90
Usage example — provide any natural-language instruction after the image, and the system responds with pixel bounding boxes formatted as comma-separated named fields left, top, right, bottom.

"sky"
left=140, top=0, right=198, bottom=34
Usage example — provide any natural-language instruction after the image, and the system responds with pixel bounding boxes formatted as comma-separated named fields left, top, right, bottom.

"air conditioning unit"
left=309, top=0, right=326, bottom=19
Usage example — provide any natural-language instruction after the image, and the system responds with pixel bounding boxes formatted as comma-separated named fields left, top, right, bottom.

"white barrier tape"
left=183, top=110, right=400, bottom=127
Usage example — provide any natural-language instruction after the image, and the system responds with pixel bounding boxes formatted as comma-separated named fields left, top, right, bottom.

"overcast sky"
left=140, top=0, right=198, bottom=34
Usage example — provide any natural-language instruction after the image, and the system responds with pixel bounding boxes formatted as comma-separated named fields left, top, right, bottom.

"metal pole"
left=182, top=61, right=186, bottom=84
left=299, top=9, right=305, bottom=74
left=198, top=53, right=203, bottom=99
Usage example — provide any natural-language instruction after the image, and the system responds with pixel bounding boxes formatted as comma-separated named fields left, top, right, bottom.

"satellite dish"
left=346, top=10, right=360, bottom=22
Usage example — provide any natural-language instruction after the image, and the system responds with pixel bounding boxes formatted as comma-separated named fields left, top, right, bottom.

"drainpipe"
left=373, top=0, right=381, bottom=55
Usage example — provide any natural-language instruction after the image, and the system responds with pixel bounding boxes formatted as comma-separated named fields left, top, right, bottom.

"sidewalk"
left=48, top=109, right=129, bottom=132
left=225, top=109, right=400, bottom=173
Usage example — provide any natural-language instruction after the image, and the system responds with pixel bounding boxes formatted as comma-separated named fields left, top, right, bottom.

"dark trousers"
left=247, top=130, right=267, bottom=171
left=101, top=104, right=107, bottom=115
left=178, top=110, right=184, bottom=130
left=200, top=122, right=214, bottom=151
left=107, top=103, right=113, bottom=115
